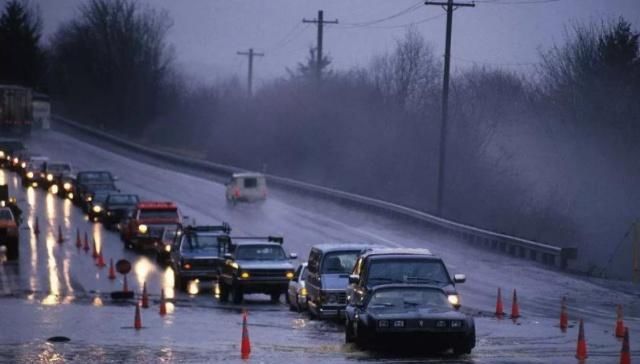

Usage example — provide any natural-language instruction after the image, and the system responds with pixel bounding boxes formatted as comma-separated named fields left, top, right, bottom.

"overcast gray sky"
left=31, top=0, right=640, bottom=87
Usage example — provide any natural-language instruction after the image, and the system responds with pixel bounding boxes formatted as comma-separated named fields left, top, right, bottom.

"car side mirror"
left=348, top=274, right=359, bottom=284
left=289, top=253, right=298, bottom=260
left=224, top=253, right=233, bottom=260
left=453, top=274, right=466, bottom=284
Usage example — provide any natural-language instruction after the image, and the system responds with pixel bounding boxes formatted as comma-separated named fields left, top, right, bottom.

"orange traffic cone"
left=83, top=232, right=90, bottom=253
left=620, top=327, right=631, bottom=364
left=241, top=311, right=251, bottom=359
left=92, top=239, right=99, bottom=259
left=560, top=296, right=568, bottom=332
left=159, top=289, right=167, bottom=316
left=615, top=304, right=626, bottom=338
left=576, top=318, right=588, bottom=360
left=96, top=249, right=106, bottom=268
left=134, top=302, right=142, bottom=330
left=33, top=217, right=40, bottom=235
left=57, top=225, right=64, bottom=243
left=108, top=258, right=116, bottom=280
left=75, top=228, right=82, bottom=248
left=141, top=282, right=149, bottom=308
left=510, top=289, right=520, bottom=319
left=495, top=287, right=505, bottom=317
left=123, top=274, right=129, bottom=293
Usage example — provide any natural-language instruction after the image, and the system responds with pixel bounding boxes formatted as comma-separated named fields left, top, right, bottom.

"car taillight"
left=233, top=188, right=240, bottom=198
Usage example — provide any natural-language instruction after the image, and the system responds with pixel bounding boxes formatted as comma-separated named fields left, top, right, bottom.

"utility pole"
left=425, top=0, right=475, bottom=216
left=302, top=10, right=338, bottom=83
left=236, top=48, right=264, bottom=97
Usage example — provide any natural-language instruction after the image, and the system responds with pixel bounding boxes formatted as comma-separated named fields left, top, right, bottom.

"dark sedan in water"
left=344, top=284, right=475, bottom=355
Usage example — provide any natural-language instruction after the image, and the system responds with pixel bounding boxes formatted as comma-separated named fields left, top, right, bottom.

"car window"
left=321, top=251, right=359, bottom=274
left=235, top=245, right=286, bottom=261
left=243, top=178, right=258, bottom=188
left=369, top=288, right=451, bottom=308
left=78, top=172, right=113, bottom=183
left=301, top=266, right=309, bottom=281
left=367, top=259, right=449, bottom=285
left=307, top=249, right=321, bottom=273
left=108, top=195, right=139, bottom=204
left=139, top=209, right=178, bottom=219
left=181, top=234, right=220, bottom=253
left=48, top=164, right=71, bottom=173
left=0, top=209, right=14, bottom=221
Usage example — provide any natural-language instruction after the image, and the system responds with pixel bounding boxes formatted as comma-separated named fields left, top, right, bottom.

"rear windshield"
left=78, top=172, right=113, bottom=183
left=139, top=209, right=178, bottom=219
left=235, top=245, right=286, bottom=261
left=243, top=178, right=258, bottom=188
left=321, top=251, right=360, bottom=274
left=92, top=192, right=110, bottom=203
left=367, top=259, right=450, bottom=286
left=0, top=209, right=13, bottom=221
left=181, top=234, right=220, bottom=253
left=108, top=195, right=139, bottom=205
left=47, top=164, right=71, bottom=173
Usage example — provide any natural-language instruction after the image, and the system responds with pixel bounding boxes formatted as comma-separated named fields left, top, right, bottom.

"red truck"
left=120, top=201, right=182, bottom=252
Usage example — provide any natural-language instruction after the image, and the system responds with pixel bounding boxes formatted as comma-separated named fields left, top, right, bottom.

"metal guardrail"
left=52, top=115, right=577, bottom=270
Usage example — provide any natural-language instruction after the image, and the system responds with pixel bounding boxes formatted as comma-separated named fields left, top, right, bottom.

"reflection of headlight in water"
left=67, top=192, right=74, bottom=200
left=188, top=280, right=199, bottom=295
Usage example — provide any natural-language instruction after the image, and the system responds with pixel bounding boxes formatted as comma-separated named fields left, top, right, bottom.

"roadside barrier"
left=53, top=115, right=577, bottom=271
left=241, top=311, right=251, bottom=359
left=576, top=319, right=588, bottom=360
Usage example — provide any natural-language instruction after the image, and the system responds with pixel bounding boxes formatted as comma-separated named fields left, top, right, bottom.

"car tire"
left=345, top=319, right=355, bottom=343
left=232, top=284, right=243, bottom=304
left=218, top=282, right=230, bottom=302
left=174, top=272, right=188, bottom=292
left=354, top=325, right=370, bottom=349
left=453, top=330, right=475, bottom=356
left=270, top=292, right=281, bottom=303
left=5, top=239, right=19, bottom=261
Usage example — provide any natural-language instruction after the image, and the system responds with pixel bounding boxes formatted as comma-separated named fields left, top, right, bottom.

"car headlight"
left=20, top=162, right=26, bottom=168
left=86, top=196, right=92, bottom=202
left=92, top=205, right=102, bottom=213
left=12, top=157, right=18, bottom=164
left=448, top=294, right=460, bottom=306
left=63, top=182, right=72, bottom=190
left=0, top=200, right=4, bottom=207
left=164, top=244, right=171, bottom=252
left=286, top=271, right=294, bottom=279
left=0, top=151, right=4, bottom=158
left=300, top=287, right=308, bottom=296
left=138, top=224, right=148, bottom=234
left=46, top=174, right=53, bottom=181
left=67, top=192, right=74, bottom=200
left=26, top=171, right=34, bottom=179
left=240, top=271, right=250, bottom=279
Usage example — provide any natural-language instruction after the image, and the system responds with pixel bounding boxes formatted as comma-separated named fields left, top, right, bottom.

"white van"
left=225, top=172, right=267, bottom=203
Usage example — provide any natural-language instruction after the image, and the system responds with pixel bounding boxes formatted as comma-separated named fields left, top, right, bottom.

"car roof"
left=233, top=241, right=283, bottom=247
left=361, top=247, right=435, bottom=260
left=311, top=243, right=384, bottom=253
left=232, top=172, right=264, bottom=179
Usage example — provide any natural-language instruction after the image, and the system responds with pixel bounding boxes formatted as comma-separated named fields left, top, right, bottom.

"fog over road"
left=0, top=129, right=638, bottom=363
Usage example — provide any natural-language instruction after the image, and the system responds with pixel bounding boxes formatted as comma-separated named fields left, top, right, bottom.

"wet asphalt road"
left=0, top=129, right=638, bottom=363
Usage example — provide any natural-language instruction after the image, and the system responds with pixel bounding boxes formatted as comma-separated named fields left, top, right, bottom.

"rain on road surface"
left=0, top=129, right=638, bottom=363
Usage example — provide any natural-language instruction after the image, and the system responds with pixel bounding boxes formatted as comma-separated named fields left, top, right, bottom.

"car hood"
left=368, top=306, right=466, bottom=319
left=236, top=260, right=294, bottom=270
left=321, top=273, right=350, bottom=290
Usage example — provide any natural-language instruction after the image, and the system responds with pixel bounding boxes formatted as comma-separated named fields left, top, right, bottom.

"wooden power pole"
left=236, top=48, right=264, bottom=97
left=303, top=10, right=338, bottom=83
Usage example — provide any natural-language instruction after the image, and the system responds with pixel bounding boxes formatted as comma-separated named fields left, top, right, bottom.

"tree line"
left=2, top=0, right=639, bottom=277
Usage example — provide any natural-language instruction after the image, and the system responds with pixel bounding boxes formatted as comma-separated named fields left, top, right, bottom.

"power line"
left=452, top=56, right=538, bottom=67
left=339, top=13, right=445, bottom=30
left=339, top=1, right=424, bottom=27
left=474, top=0, right=560, bottom=4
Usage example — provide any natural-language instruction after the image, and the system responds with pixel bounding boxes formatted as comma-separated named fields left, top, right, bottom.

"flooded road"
left=0, top=129, right=638, bottom=363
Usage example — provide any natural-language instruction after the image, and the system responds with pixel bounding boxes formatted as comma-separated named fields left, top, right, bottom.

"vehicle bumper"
left=177, top=270, right=220, bottom=280
left=234, top=279, right=289, bottom=294
left=308, top=301, right=346, bottom=318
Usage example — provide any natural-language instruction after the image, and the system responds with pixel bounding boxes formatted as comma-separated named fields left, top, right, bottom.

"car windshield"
left=78, top=172, right=113, bottom=183
left=367, top=259, right=450, bottom=286
left=88, top=183, right=117, bottom=191
left=321, top=251, right=359, bottom=274
left=108, top=195, right=139, bottom=205
left=139, top=209, right=178, bottom=219
left=47, top=164, right=71, bottom=173
left=92, top=192, right=110, bottom=204
left=368, top=288, right=451, bottom=309
left=181, top=234, right=220, bottom=253
left=0, top=209, right=14, bottom=221
left=28, top=161, right=46, bottom=170
left=235, top=245, right=287, bottom=261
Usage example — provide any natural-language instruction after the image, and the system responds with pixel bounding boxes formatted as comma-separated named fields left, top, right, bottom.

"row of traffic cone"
left=575, top=318, right=632, bottom=363
left=494, top=287, right=520, bottom=319
left=132, top=288, right=169, bottom=330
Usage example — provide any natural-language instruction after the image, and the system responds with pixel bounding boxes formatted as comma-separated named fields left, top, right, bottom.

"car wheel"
left=231, top=284, right=243, bottom=304
left=174, top=272, right=188, bottom=292
left=270, top=292, right=281, bottom=303
left=218, top=282, right=230, bottom=302
left=6, top=239, right=19, bottom=261
left=354, top=325, right=370, bottom=349
left=345, top=319, right=355, bottom=343
left=453, top=330, right=475, bottom=356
